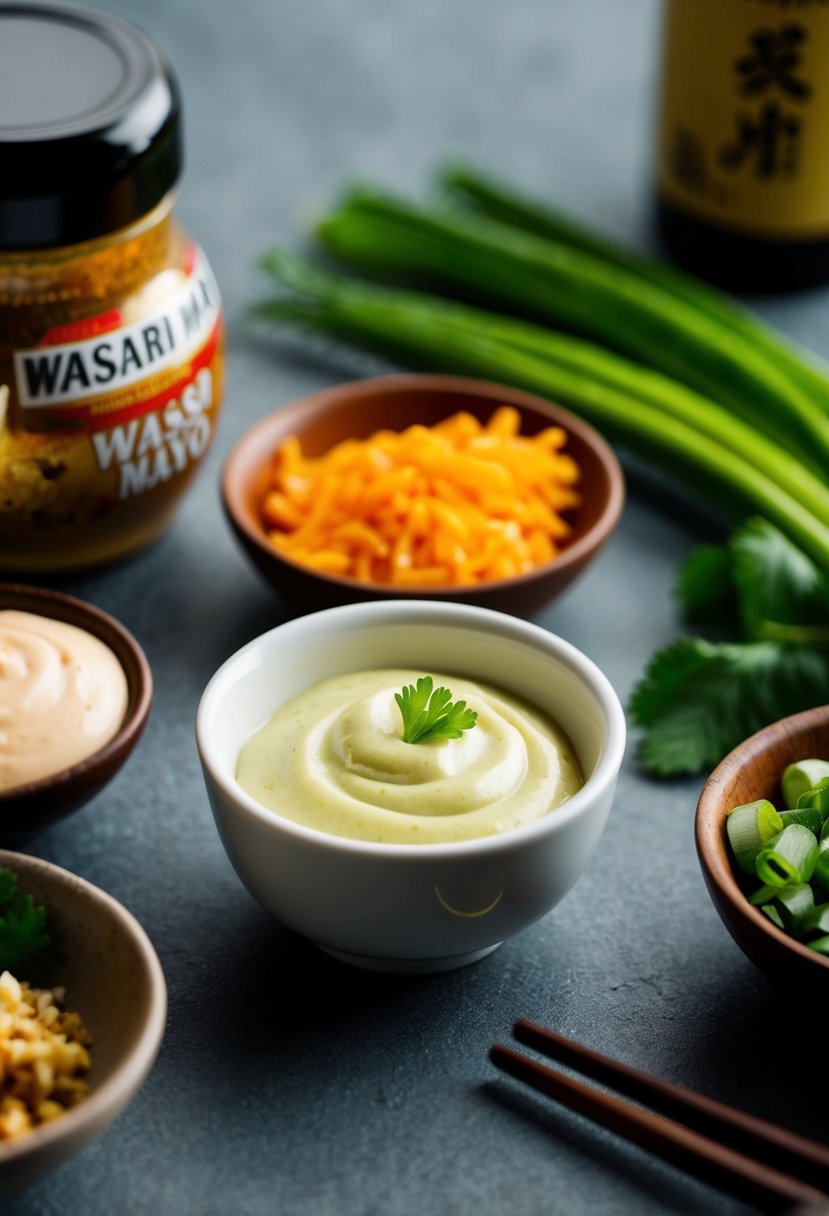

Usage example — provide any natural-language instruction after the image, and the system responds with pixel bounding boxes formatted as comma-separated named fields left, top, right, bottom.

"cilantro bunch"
left=630, top=518, right=829, bottom=777
left=0, top=868, right=58, bottom=981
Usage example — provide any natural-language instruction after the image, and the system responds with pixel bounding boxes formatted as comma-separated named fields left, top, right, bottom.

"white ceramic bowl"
left=196, top=602, right=625, bottom=973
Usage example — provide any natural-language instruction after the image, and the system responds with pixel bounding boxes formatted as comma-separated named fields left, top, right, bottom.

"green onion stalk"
left=440, top=163, right=829, bottom=415
left=312, top=189, right=829, bottom=475
left=257, top=253, right=829, bottom=573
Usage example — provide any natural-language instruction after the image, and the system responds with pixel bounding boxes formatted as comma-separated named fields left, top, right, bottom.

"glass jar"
left=0, top=2, right=224, bottom=571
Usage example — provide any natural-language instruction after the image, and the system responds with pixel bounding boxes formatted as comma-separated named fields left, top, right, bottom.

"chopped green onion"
left=796, top=776, right=829, bottom=813
left=782, top=760, right=829, bottom=808
left=725, top=800, right=784, bottom=875
left=773, top=884, right=815, bottom=934
left=779, top=808, right=827, bottom=834
left=756, top=824, right=819, bottom=886
left=748, top=883, right=781, bottom=906
left=725, top=758, right=829, bottom=958
left=803, top=903, right=829, bottom=936
left=811, top=850, right=829, bottom=891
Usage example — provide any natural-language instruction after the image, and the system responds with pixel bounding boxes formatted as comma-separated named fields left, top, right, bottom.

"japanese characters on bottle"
left=655, top=0, right=829, bottom=292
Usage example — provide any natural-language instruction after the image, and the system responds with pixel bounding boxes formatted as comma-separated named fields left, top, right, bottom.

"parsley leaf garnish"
left=0, top=867, right=58, bottom=981
left=395, top=676, right=478, bottom=744
left=631, top=518, right=829, bottom=776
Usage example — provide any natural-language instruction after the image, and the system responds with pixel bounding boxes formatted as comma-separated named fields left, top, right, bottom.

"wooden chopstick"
left=513, top=1020, right=829, bottom=1193
left=490, top=1023, right=829, bottom=1212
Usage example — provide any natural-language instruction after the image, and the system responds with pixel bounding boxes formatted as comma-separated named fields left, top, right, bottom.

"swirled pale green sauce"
left=235, top=670, right=583, bottom=844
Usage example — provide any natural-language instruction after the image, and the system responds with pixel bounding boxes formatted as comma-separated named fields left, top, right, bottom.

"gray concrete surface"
left=5, top=1, right=827, bottom=1213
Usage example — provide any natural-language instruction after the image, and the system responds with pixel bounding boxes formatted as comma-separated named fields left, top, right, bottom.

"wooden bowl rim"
left=695, top=705, right=829, bottom=975
left=221, top=373, right=625, bottom=598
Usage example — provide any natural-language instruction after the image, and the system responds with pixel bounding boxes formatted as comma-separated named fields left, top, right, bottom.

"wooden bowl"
left=222, top=374, right=625, bottom=616
left=0, top=849, right=166, bottom=1198
left=696, top=706, right=829, bottom=990
left=0, top=585, right=152, bottom=845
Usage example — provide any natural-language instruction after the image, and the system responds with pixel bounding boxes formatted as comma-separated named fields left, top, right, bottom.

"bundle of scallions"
left=258, top=166, right=829, bottom=570
left=256, top=165, right=829, bottom=775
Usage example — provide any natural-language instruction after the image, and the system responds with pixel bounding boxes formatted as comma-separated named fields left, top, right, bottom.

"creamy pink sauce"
left=0, top=609, right=128, bottom=791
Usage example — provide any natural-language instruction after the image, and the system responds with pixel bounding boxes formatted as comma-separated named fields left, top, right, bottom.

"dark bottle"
left=655, top=0, right=829, bottom=293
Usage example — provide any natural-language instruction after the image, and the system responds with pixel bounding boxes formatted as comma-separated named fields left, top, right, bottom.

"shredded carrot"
left=260, top=407, right=581, bottom=586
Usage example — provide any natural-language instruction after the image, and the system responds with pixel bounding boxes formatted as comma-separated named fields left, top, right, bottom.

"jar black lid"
left=0, top=2, right=182, bottom=250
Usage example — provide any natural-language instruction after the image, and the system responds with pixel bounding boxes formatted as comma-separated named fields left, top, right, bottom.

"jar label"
left=657, top=0, right=829, bottom=238
left=14, top=248, right=220, bottom=412
left=9, top=245, right=223, bottom=504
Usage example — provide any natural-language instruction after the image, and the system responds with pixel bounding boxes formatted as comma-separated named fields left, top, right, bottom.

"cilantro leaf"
left=677, top=543, right=739, bottom=633
left=0, top=867, right=58, bottom=981
left=0, top=868, right=19, bottom=906
left=636, top=518, right=829, bottom=777
left=676, top=518, right=829, bottom=638
left=630, top=637, right=829, bottom=776
left=0, top=896, right=51, bottom=971
left=395, top=675, right=478, bottom=744
left=731, top=517, right=829, bottom=637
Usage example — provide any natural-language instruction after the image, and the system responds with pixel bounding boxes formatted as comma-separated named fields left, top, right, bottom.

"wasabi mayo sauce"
left=236, top=669, right=583, bottom=844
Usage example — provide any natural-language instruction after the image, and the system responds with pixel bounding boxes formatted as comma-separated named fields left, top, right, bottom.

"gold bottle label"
left=657, top=0, right=829, bottom=238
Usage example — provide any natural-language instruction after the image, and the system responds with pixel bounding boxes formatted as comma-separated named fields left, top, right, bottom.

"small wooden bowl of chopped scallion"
left=696, top=706, right=829, bottom=990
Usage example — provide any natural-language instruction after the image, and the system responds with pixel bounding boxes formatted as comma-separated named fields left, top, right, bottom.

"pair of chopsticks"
left=491, top=1021, right=829, bottom=1213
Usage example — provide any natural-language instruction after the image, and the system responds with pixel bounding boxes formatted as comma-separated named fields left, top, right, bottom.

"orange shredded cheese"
left=261, top=407, right=581, bottom=586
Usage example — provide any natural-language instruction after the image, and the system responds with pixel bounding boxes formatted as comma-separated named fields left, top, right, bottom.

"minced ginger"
left=0, top=969, right=91, bottom=1141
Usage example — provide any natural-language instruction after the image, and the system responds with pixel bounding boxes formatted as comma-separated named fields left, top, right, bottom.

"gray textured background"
left=6, top=1, right=828, bottom=1213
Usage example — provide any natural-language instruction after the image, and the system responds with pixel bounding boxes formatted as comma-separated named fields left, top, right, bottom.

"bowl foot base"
left=314, top=942, right=503, bottom=973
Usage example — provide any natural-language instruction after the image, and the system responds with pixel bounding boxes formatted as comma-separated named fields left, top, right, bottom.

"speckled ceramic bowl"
left=221, top=374, right=624, bottom=616
left=0, top=584, right=152, bottom=845
left=196, top=599, right=626, bottom=974
left=0, top=849, right=166, bottom=1198
left=696, top=706, right=829, bottom=991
